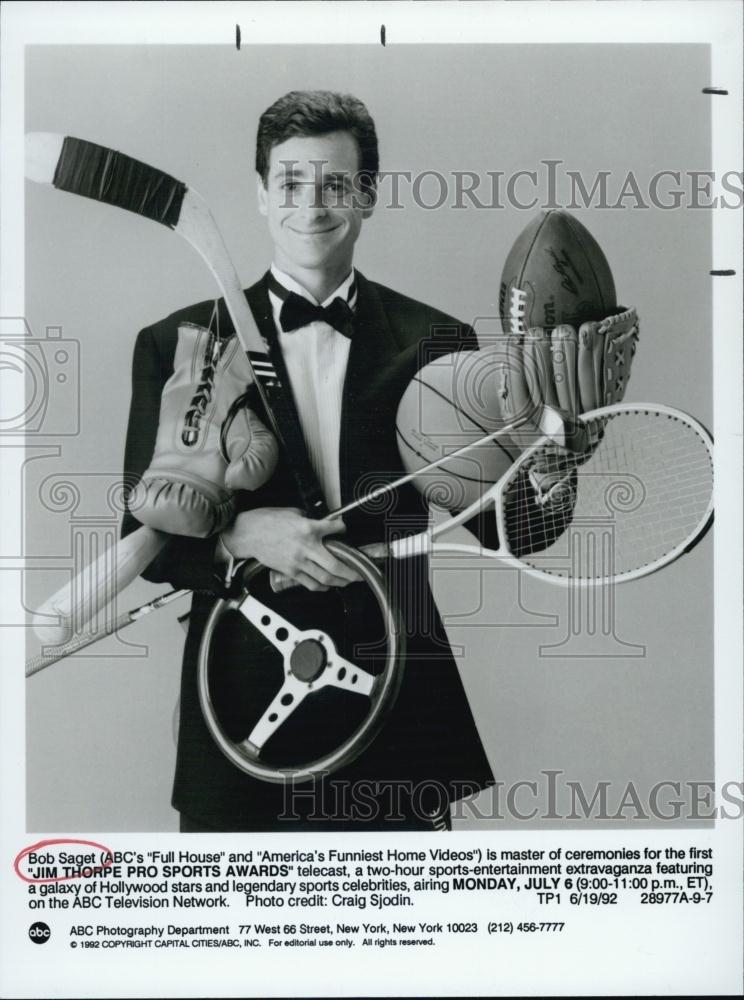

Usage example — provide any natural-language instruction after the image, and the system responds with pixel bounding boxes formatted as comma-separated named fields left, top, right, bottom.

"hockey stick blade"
left=25, top=133, right=263, bottom=353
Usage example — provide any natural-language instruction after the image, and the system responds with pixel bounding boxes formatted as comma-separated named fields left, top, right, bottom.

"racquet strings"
left=502, top=409, right=714, bottom=580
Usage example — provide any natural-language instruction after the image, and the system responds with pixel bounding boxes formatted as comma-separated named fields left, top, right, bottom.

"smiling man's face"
left=258, top=131, right=374, bottom=290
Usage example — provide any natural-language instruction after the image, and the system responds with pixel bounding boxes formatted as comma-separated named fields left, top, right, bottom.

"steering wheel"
left=197, top=540, right=404, bottom=784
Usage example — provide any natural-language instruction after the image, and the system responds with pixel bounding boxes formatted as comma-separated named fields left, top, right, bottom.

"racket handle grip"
left=389, top=534, right=431, bottom=559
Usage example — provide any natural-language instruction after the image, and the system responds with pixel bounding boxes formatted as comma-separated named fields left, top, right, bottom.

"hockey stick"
left=26, top=132, right=329, bottom=646
left=25, top=132, right=326, bottom=516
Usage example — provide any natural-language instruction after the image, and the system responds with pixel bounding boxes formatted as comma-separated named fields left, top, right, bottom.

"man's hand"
left=220, top=507, right=361, bottom=592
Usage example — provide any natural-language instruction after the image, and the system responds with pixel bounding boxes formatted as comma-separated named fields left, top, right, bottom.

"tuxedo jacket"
left=122, top=271, right=562, bottom=829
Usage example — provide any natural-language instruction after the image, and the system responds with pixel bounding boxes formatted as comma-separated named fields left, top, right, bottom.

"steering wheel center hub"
left=289, top=638, right=328, bottom=682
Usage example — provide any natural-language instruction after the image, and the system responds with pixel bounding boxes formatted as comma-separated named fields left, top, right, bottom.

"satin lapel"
left=244, top=273, right=278, bottom=348
left=241, top=274, right=326, bottom=511
left=339, top=272, right=402, bottom=507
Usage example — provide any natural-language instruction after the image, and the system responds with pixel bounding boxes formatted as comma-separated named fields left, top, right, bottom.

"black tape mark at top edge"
left=236, top=24, right=241, bottom=50
left=53, top=137, right=187, bottom=229
left=709, top=270, right=736, bottom=276
left=381, top=24, right=386, bottom=46
left=702, top=87, right=728, bottom=95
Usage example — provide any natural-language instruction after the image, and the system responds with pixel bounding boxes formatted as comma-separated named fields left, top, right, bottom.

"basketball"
left=395, top=350, right=519, bottom=510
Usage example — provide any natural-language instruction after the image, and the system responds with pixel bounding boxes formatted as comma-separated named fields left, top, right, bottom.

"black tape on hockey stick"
left=53, top=137, right=187, bottom=228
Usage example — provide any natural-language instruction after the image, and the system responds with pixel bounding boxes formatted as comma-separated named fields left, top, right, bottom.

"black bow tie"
left=268, top=273, right=356, bottom=338
left=280, top=294, right=355, bottom=338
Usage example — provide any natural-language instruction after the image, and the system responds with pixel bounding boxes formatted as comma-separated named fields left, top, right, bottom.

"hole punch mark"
left=702, top=87, right=728, bottom=95
left=380, top=24, right=386, bottom=46
left=709, top=269, right=736, bottom=276
left=236, top=24, right=241, bottom=50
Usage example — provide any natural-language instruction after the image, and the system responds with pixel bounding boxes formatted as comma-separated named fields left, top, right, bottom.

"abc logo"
left=29, top=921, right=51, bottom=944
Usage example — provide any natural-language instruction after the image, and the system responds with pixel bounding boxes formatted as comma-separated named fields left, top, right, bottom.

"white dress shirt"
left=268, top=264, right=356, bottom=510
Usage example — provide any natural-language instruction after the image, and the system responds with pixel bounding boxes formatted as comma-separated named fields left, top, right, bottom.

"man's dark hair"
left=256, top=90, right=379, bottom=189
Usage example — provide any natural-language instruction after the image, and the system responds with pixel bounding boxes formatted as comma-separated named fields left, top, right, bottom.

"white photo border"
left=1, top=2, right=742, bottom=997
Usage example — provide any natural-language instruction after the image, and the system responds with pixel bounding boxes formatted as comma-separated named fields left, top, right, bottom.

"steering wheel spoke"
left=236, top=737, right=261, bottom=759
left=237, top=593, right=303, bottom=652
left=317, top=655, right=376, bottom=697
left=246, top=675, right=309, bottom=751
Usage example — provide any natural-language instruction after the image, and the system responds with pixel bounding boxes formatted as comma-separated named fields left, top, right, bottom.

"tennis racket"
left=273, top=401, right=714, bottom=588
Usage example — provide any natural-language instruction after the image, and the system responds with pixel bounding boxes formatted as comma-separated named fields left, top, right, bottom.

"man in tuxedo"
left=123, top=91, right=558, bottom=832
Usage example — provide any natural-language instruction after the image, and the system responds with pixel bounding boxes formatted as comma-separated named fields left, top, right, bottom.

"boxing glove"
left=217, top=391, right=277, bottom=493
left=129, top=319, right=278, bottom=537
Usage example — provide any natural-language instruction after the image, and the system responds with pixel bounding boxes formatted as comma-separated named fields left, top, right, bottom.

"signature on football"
left=545, top=247, right=583, bottom=295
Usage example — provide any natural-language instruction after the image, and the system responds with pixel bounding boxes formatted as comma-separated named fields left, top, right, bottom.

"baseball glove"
left=499, top=306, right=639, bottom=503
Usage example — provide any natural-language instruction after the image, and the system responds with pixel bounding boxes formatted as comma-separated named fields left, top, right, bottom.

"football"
left=499, top=209, right=616, bottom=334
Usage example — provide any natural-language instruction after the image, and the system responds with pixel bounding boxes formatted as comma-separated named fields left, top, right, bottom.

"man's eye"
left=282, top=181, right=298, bottom=191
